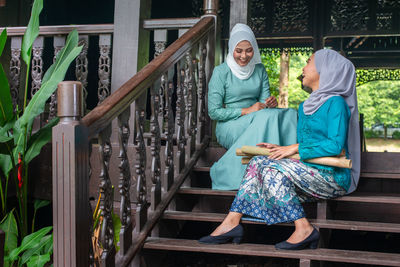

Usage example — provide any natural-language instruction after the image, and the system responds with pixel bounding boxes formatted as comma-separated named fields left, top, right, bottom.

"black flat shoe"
left=275, top=227, right=320, bottom=250
left=198, top=224, right=243, bottom=244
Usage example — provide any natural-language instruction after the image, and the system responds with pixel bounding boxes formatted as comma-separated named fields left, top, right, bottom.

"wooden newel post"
left=203, top=0, right=218, bottom=15
left=52, top=81, right=90, bottom=267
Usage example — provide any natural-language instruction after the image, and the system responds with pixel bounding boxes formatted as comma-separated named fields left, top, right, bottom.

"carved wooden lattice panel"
left=330, top=0, right=369, bottom=31
left=249, top=0, right=311, bottom=35
left=356, top=69, right=400, bottom=86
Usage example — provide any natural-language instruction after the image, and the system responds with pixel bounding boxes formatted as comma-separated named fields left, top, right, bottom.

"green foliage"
left=358, top=80, right=400, bottom=128
left=112, top=211, right=121, bottom=252
left=364, top=129, right=382, bottom=138
left=31, top=199, right=50, bottom=233
left=260, top=50, right=310, bottom=109
left=392, top=131, right=400, bottom=140
left=18, top=29, right=82, bottom=128
left=6, top=226, right=52, bottom=267
left=260, top=50, right=280, bottom=97
left=0, top=29, right=14, bottom=127
left=0, top=0, right=82, bottom=244
left=0, top=211, right=18, bottom=257
left=21, top=0, right=43, bottom=65
left=287, top=54, right=310, bottom=109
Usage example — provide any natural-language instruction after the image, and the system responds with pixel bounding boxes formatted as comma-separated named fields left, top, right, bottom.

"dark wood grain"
left=143, top=238, right=400, bottom=266
left=82, top=17, right=214, bottom=138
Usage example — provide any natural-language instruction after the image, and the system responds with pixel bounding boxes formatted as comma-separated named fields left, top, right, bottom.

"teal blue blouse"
left=208, top=63, right=270, bottom=121
left=298, top=96, right=351, bottom=191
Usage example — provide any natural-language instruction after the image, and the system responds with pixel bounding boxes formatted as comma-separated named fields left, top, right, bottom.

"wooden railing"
left=52, top=13, right=216, bottom=267
left=0, top=24, right=113, bottom=125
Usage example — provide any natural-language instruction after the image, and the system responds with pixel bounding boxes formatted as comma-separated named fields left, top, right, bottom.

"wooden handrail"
left=0, top=24, right=114, bottom=36
left=82, top=16, right=214, bottom=138
left=143, top=17, right=200, bottom=30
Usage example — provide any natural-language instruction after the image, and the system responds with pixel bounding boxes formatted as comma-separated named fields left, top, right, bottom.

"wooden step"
left=193, top=166, right=400, bottom=179
left=178, top=187, right=400, bottom=204
left=143, top=237, right=400, bottom=266
left=162, top=211, right=400, bottom=233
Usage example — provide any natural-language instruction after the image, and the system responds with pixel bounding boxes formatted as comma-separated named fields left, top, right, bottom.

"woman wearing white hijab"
left=208, top=23, right=298, bottom=190
left=200, top=49, right=360, bottom=250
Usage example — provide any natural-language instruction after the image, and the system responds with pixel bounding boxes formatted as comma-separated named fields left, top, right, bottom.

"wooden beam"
left=229, top=0, right=249, bottom=32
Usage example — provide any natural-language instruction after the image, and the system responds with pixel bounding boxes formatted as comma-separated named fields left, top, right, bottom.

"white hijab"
left=303, top=49, right=360, bottom=193
left=226, top=23, right=261, bottom=80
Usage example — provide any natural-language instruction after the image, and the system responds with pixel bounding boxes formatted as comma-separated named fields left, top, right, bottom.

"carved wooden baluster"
left=88, top=140, right=95, bottom=267
left=31, top=37, right=44, bottom=128
left=10, top=37, right=22, bottom=111
left=154, top=29, right=167, bottom=58
left=185, top=50, right=197, bottom=157
left=75, top=35, right=89, bottom=113
left=150, top=83, right=162, bottom=211
left=134, top=110, right=148, bottom=234
left=98, top=34, right=112, bottom=104
left=31, top=36, right=44, bottom=98
left=158, top=73, right=166, bottom=135
left=154, top=30, right=167, bottom=135
left=98, top=125, right=115, bottom=266
left=48, top=36, right=66, bottom=120
left=176, top=60, right=186, bottom=174
left=118, top=107, right=132, bottom=254
left=197, top=38, right=207, bottom=143
left=163, top=69, right=175, bottom=194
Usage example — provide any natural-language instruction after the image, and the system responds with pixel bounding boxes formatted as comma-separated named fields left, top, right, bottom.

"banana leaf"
left=26, top=254, right=50, bottom=267
left=8, top=226, right=52, bottom=260
left=0, top=28, right=6, bottom=55
left=24, top=117, right=59, bottom=164
left=18, top=30, right=82, bottom=128
left=0, top=29, right=13, bottom=127
left=11, top=29, right=82, bottom=174
left=21, top=234, right=52, bottom=265
left=0, top=211, right=18, bottom=256
left=21, top=0, right=43, bottom=65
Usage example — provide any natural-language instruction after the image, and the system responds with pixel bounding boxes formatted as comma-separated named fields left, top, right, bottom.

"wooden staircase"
left=141, top=148, right=400, bottom=267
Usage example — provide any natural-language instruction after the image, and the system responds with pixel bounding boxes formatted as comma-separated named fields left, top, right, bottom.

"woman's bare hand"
left=241, top=102, right=266, bottom=115
left=265, top=96, right=278, bottom=108
left=268, top=144, right=299, bottom=160
left=257, top=143, right=279, bottom=149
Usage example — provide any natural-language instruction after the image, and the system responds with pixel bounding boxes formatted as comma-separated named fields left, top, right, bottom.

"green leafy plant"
left=0, top=0, right=82, bottom=265
left=392, top=130, right=400, bottom=140
left=0, top=0, right=82, bottom=240
left=5, top=225, right=52, bottom=267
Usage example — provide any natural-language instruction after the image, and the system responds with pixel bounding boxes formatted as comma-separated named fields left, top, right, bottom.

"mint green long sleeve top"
left=298, top=96, right=351, bottom=191
left=208, top=62, right=270, bottom=122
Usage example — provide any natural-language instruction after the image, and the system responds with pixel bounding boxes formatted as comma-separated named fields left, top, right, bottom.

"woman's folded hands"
left=257, top=143, right=299, bottom=160
left=241, top=96, right=278, bottom=115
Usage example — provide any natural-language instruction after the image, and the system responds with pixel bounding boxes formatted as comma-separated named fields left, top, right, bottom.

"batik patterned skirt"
left=230, top=156, right=347, bottom=225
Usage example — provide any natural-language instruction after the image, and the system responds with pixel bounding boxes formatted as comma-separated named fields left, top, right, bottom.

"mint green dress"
left=208, top=62, right=298, bottom=190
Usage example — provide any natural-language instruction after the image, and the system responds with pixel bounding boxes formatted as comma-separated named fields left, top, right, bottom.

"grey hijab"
left=303, top=49, right=360, bottom=193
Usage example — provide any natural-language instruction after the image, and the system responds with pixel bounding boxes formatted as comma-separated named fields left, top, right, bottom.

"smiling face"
left=233, top=40, right=254, bottom=67
left=302, top=54, right=320, bottom=91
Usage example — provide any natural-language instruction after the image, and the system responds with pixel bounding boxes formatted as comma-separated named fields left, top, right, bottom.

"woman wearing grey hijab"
left=200, top=49, right=360, bottom=250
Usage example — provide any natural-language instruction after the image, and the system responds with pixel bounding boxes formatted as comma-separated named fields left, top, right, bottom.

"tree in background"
left=358, top=80, right=400, bottom=138
left=278, top=49, right=290, bottom=108
left=260, top=50, right=280, bottom=98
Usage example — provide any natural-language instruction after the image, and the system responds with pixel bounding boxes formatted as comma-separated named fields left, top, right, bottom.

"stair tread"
left=163, top=211, right=400, bottom=233
left=144, top=237, right=400, bottom=266
left=193, top=166, right=400, bottom=179
left=178, top=187, right=400, bottom=204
